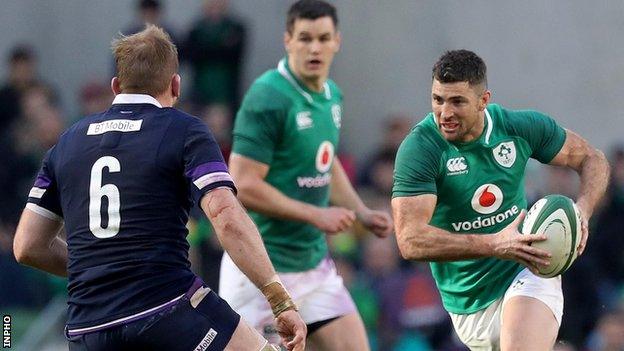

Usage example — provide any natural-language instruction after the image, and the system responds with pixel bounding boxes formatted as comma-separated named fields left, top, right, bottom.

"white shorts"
left=218, top=253, right=357, bottom=342
left=449, top=268, right=563, bottom=351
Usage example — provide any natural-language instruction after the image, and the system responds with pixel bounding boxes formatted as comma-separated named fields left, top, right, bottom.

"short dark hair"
left=138, top=0, right=160, bottom=11
left=8, top=44, right=34, bottom=64
left=432, top=49, right=487, bottom=87
left=286, top=0, right=338, bottom=33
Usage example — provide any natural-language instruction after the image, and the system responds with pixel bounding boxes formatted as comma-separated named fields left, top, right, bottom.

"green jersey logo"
left=493, top=141, right=516, bottom=168
left=296, top=111, right=313, bottom=130
left=446, top=157, right=468, bottom=175
left=315, top=141, right=334, bottom=173
left=471, top=184, right=503, bottom=214
left=331, top=104, right=341, bottom=128
left=453, top=184, right=518, bottom=232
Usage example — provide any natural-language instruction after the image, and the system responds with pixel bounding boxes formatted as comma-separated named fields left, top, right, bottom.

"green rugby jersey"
left=393, top=103, right=566, bottom=314
left=232, top=58, right=343, bottom=272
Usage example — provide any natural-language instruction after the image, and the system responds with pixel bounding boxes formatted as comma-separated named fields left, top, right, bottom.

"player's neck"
left=153, top=93, right=175, bottom=108
left=288, top=61, right=327, bottom=93
left=300, top=77, right=326, bottom=93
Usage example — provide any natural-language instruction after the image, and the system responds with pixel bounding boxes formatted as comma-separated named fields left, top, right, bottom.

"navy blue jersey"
left=26, top=94, right=235, bottom=329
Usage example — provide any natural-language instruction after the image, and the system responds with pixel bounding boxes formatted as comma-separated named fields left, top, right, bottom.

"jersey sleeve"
left=183, top=117, right=236, bottom=203
left=232, top=83, right=286, bottom=165
left=26, top=146, right=63, bottom=221
left=392, top=128, right=441, bottom=197
left=505, top=109, right=566, bottom=163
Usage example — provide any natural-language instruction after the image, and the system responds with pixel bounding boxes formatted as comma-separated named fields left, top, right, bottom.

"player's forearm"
left=575, top=149, right=610, bottom=217
left=216, top=209, right=277, bottom=288
left=13, top=209, right=68, bottom=277
left=329, top=159, right=367, bottom=214
left=201, top=189, right=277, bottom=288
left=208, top=196, right=299, bottom=319
left=397, top=224, right=492, bottom=261
left=14, top=236, right=68, bottom=277
left=237, top=177, right=320, bottom=225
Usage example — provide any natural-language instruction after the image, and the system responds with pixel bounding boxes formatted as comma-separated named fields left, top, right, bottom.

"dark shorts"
left=67, top=278, right=241, bottom=351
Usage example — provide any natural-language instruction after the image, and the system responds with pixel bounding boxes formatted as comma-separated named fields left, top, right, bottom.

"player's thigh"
left=219, top=253, right=276, bottom=340
left=500, top=268, right=562, bottom=351
left=137, top=288, right=241, bottom=350
left=449, top=299, right=503, bottom=351
left=306, top=313, right=369, bottom=351
left=500, top=296, right=558, bottom=351
left=219, top=252, right=259, bottom=305
left=220, top=254, right=360, bottom=345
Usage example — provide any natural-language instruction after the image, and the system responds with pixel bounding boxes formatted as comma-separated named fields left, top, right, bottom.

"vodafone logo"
left=471, top=184, right=504, bottom=214
left=315, top=141, right=334, bottom=173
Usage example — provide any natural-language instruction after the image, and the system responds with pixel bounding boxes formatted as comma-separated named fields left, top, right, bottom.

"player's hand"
left=574, top=202, right=591, bottom=256
left=310, top=207, right=356, bottom=234
left=491, top=211, right=551, bottom=273
left=357, top=208, right=393, bottom=238
left=275, top=310, right=307, bottom=351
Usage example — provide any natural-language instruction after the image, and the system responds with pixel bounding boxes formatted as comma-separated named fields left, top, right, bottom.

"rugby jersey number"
left=89, top=156, right=121, bottom=238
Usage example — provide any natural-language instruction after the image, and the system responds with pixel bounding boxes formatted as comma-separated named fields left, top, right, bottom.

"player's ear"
left=284, top=31, right=292, bottom=53
left=171, top=74, right=181, bottom=99
left=479, top=90, right=491, bottom=111
left=334, top=30, right=341, bottom=53
left=111, top=77, right=122, bottom=95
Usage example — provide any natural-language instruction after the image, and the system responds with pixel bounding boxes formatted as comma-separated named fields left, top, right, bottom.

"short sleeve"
left=505, top=109, right=566, bottom=164
left=392, top=128, right=441, bottom=198
left=183, top=118, right=235, bottom=203
left=26, top=146, right=63, bottom=221
left=231, top=83, right=286, bottom=165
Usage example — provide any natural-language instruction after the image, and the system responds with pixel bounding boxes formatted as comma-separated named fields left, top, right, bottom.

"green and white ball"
left=521, top=194, right=582, bottom=278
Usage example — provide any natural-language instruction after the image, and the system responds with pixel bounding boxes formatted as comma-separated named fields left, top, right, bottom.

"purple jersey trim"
left=66, top=277, right=205, bottom=336
left=34, top=174, right=52, bottom=188
left=186, top=162, right=228, bottom=181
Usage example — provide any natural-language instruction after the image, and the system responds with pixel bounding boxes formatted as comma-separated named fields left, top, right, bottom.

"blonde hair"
left=111, top=24, right=178, bottom=96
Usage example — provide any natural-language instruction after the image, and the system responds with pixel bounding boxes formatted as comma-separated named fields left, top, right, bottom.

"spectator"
left=8, top=84, right=65, bottom=223
left=585, top=309, right=624, bottom=351
left=0, top=83, right=62, bottom=312
left=183, top=0, right=246, bottom=111
left=0, top=45, right=40, bottom=132
left=77, top=80, right=114, bottom=117
left=366, top=148, right=396, bottom=196
left=0, top=49, right=61, bottom=238
left=586, top=146, right=624, bottom=308
left=199, top=103, right=233, bottom=159
left=359, top=114, right=413, bottom=190
left=121, top=0, right=179, bottom=45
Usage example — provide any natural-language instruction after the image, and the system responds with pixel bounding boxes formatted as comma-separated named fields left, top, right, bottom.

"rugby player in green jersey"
left=392, top=50, right=609, bottom=350
left=219, top=1, right=393, bottom=350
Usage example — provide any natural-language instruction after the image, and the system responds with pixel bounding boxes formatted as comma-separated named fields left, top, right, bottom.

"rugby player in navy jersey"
left=12, top=25, right=306, bottom=351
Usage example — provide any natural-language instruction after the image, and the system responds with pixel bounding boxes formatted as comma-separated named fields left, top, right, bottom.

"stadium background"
left=0, top=1, right=622, bottom=350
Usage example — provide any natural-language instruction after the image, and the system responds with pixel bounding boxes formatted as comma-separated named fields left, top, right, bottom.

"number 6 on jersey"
left=89, top=156, right=121, bottom=238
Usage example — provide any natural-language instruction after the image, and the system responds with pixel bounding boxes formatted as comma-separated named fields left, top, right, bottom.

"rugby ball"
left=521, top=194, right=582, bottom=278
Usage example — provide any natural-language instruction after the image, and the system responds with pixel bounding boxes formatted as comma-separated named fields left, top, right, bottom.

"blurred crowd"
left=1, top=1, right=623, bottom=350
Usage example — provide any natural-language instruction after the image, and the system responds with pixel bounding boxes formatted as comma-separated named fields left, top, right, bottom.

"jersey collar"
left=112, top=94, right=162, bottom=108
left=277, top=58, right=331, bottom=103
left=483, top=108, right=493, bottom=146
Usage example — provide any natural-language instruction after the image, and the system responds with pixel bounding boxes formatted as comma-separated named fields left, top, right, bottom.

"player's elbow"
left=13, top=233, right=35, bottom=265
left=396, top=230, right=429, bottom=261
left=398, top=244, right=428, bottom=261
left=397, top=242, right=415, bottom=260
left=233, top=177, right=261, bottom=207
left=593, top=148, right=609, bottom=169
